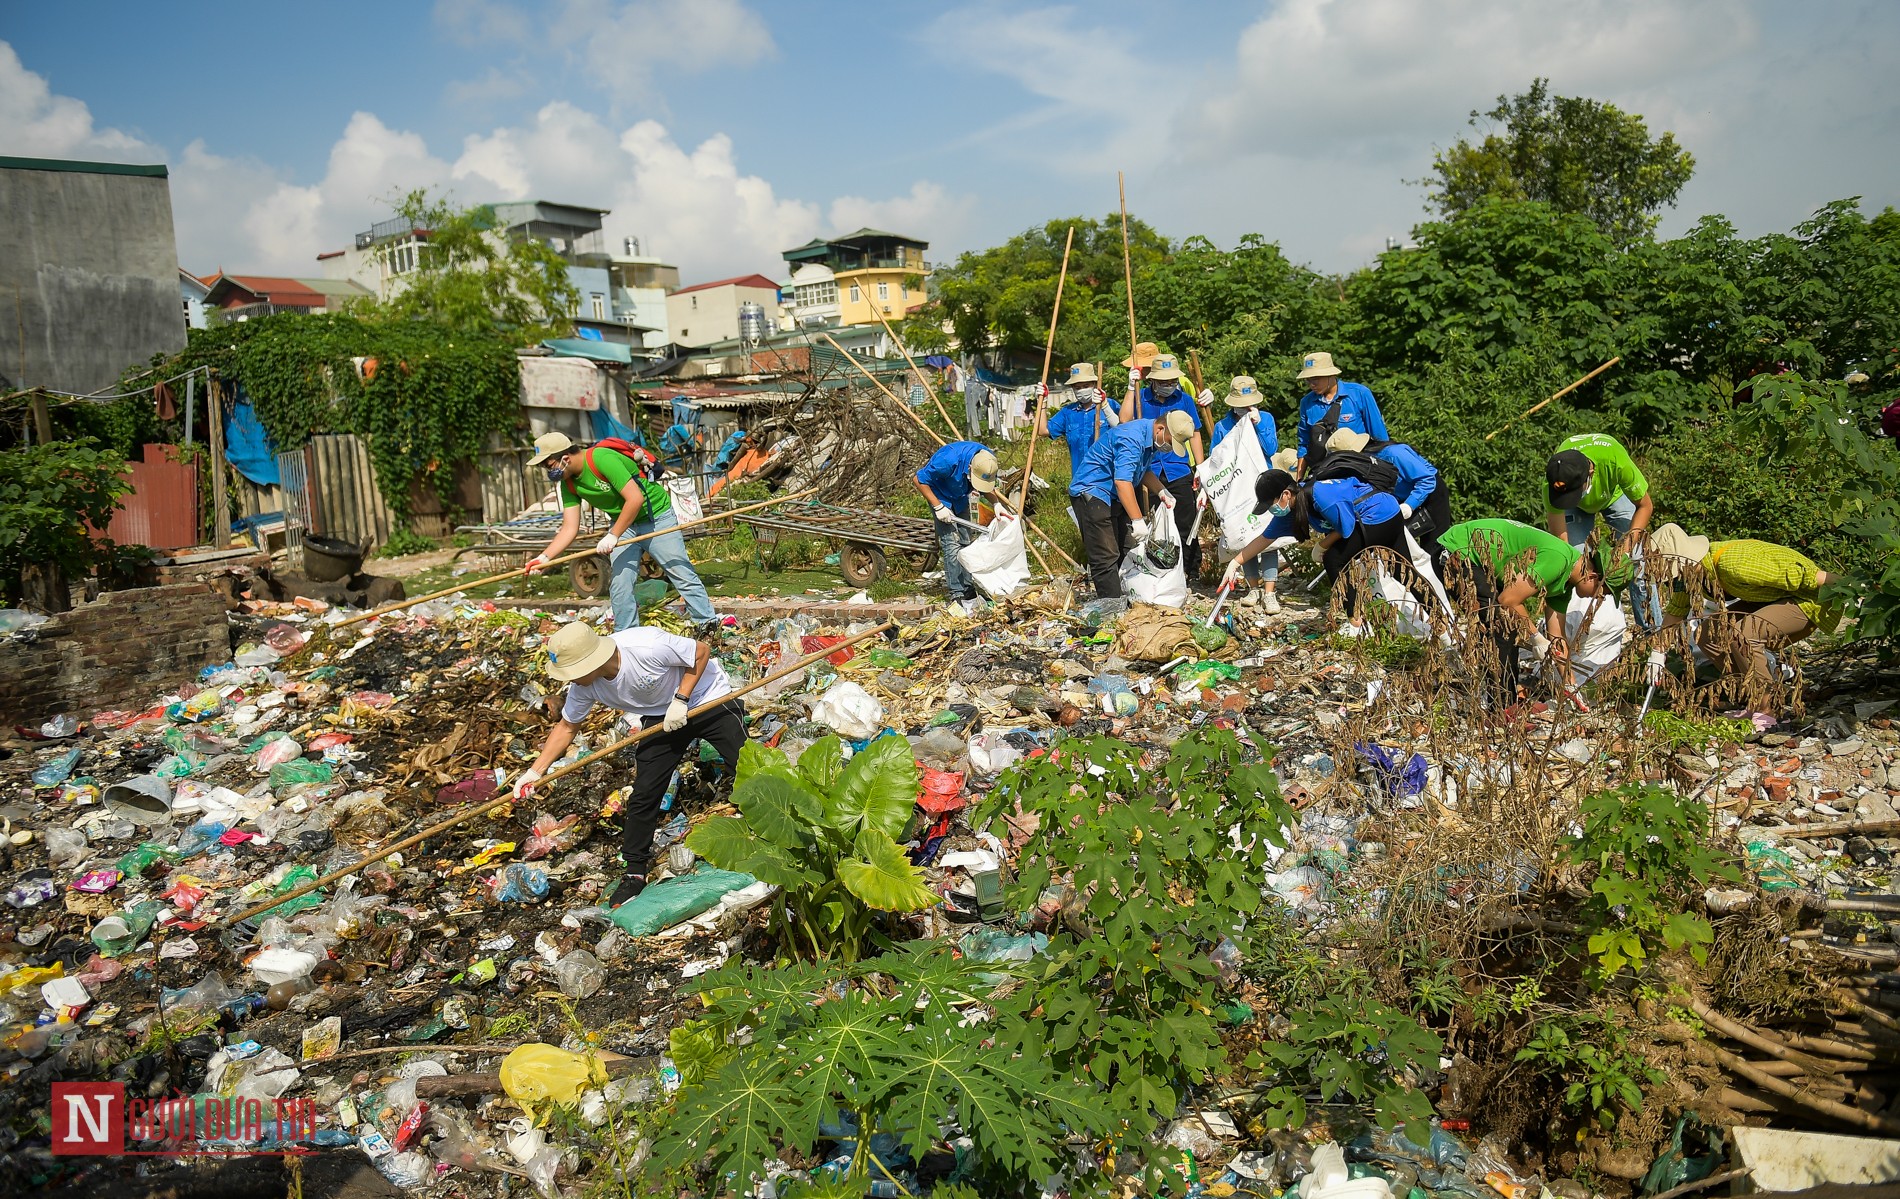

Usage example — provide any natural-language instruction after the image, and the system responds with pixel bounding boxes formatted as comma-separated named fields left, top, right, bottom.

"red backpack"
left=580, top=438, right=665, bottom=482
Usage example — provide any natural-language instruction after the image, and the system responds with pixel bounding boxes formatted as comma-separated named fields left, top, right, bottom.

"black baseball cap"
left=1251, top=468, right=1297, bottom=516
left=1546, top=449, right=1592, bottom=509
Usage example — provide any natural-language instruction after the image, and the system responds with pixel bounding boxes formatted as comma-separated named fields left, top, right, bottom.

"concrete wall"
left=0, top=159, right=187, bottom=396
left=0, top=583, right=230, bottom=727
left=667, top=283, right=783, bottom=349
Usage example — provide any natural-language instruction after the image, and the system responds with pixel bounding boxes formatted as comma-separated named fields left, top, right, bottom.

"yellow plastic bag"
left=499, top=1044, right=607, bottom=1122
left=4, top=963, right=64, bottom=995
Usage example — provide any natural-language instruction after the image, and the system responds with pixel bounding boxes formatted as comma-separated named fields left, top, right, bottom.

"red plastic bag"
left=800, top=635, right=856, bottom=666
left=917, top=769, right=966, bottom=814
left=437, top=774, right=498, bottom=808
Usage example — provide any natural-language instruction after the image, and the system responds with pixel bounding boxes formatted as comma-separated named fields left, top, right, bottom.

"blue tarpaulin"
left=223, top=385, right=280, bottom=486
left=541, top=338, right=633, bottom=364
left=590, top=408, right=643, bottom=445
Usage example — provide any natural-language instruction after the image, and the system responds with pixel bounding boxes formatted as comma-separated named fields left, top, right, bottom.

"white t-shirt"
left=560, top=628, right=733, bottom=722
left=1563, top=592, right=1628, bottom=682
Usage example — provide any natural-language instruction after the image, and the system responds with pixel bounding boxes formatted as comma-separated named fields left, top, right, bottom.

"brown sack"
left=1114, top=603, right=1197, bottom=662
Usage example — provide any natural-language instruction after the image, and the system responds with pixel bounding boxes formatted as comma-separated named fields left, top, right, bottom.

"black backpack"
left=1304, top=395, right=1347, bottom=474
left=1309, top=449, right=1400, bottom=495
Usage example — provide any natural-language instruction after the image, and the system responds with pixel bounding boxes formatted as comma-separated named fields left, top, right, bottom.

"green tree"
left=0, top=440, right=132, bottom=607
left=1423, top=78, right=1695, bottom=244
left=358, top=189, right=579, bottom=340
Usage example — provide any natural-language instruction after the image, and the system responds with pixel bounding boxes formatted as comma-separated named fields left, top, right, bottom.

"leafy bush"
left=1562, top=783, right=1742, bottom=981
left=1514, top=1014, right=1666, bottom=1128
left=0, top=440, right=132, bottom=605
left=652, top=941, right=1111, bottom=1195
left=685, top=737, right=936, bottom=961
left=973, top=729, right=1293, bottom=1141
left=1253, top=995, right=1444, bottom=1143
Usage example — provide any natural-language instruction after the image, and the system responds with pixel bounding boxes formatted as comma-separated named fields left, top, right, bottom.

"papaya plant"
left=685, top=735, right=935, bottom=961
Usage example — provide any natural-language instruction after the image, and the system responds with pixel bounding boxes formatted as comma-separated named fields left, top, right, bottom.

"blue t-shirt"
left=1046, top=403, right=1110, bottom=478
left=1069, top=419, right=1157, bottom=506
left=1374, top=442, right=1438, bottom=511
left=1135, top=386, right=1200, bottom=482
left=1295, top=381, right=1387, bottom=460
left=915, top=440, right=989, bottom=518
left=1309, top=477, right=1400, bottom=540
left=1212, top=409, right=1278, bottom=461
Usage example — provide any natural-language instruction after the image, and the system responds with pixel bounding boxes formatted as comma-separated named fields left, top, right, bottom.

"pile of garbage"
left=3, top=574, right=1899, bottom=1196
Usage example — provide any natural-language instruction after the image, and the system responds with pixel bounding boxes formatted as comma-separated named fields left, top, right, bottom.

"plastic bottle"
left=553, top=949, right=607, bottom=999
left=31, top=748, right=83, bottom=788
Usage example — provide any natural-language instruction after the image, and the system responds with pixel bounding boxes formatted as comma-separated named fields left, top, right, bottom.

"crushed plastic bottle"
left=553, top=949, right=606, bottom=999
left=31, top=748, right=83, bottom=789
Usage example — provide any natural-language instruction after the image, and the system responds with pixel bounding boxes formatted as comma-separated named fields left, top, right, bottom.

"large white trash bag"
left=957, top=513, right=1031, bottom=598
left=1195, top=410, right=1272, bottom=553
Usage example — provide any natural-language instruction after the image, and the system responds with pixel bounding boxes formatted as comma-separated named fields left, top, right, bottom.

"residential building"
left=607, top=244, right=679, bottom=349
left=781, top=228, right=929, bottom=328
left=0, top=156, right=186, bottom=396
left=665, top=274, right=785, bottom=350
left=180, top=268, right=209, bottom=331
left=199, top=274, right=372, bottom=323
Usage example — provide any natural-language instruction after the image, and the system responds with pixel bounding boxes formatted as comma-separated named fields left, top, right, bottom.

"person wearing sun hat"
left=913, top=439, right=1001, bottom=609
left=1650, top=523, right=1841, bottom=695
left=1211, top=376, right=1283, bottom=611
left=1040, top=361, right=1120, bottom=483
left=524, top=430, right=719, bottom=638
left=509, top=620, right=740, bottom=909
left=1118, top=351, right=1206, bottom=581
left=1068, top=411, right=1193, bottom=598
left=1293, top=351, right=1387, bottom=477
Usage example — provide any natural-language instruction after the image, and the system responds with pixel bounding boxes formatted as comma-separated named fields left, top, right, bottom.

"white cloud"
left=0, top=40, right=156, bottom=161
left=433, top=0, right=531, bottom=47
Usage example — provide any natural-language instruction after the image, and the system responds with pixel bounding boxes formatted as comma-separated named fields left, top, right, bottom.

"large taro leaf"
left=798, top=736, right=845, bottom=794
left=738, top=740, right=791, bottom=783
left=733, top=774, right=819, bottom=849
left=825, top=735, right=918, bottom=840
left=837, top=827, right=939, bottom=912
left=683, top=816, right=817, bottom=890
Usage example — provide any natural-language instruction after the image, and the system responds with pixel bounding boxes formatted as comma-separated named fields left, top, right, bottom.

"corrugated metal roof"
left=672, top=273, right=782, bottom=296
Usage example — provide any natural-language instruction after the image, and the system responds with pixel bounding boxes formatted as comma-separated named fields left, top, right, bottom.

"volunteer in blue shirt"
left=1293, top=351, right=1387, bottom=477
left=1069, top=413, right=1194, bottom=599
left=1040, top=362, right=1118, bottom=483
left=1118, top=351, right=1205, bottom=582
left=1209, top=375, right=1284, bottom=613
left=1222, top=467, right=1408, bottom=636
left=1327, top=428, right=1452, bottom=568
left=913, top=440, right=999, bottom=609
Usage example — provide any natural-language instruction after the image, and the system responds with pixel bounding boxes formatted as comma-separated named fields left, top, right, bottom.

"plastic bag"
left=31, top=748, right=83, bottom=789
left=491, top=863, right=549, bottom=904
left=553, top=949, right=606, bottom=999
left=500, top=1044, right=608, bottom=1117
left=45, top=827, right=88, bottom=867
left=269, top=759, right=333, bottom=790
left=1197, top=411, right=1273, bottom=553
left=523, top=813, right=581, bottom=860
left=91, top=901, right=160, bottom=956
left=253, top=737, right=303, bottom=773
left=957, top=512, right=1032, bottom=599
left=1119, top=517, right=1188, bottom=608
left=917, top=769, right=965, bottom=814
left=810, top=681, right=883, bottom=740
left=609, top=866, right=757, bottom=936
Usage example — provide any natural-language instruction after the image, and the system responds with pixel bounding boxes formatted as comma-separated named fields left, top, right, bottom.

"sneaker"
left=692, top=619, right=723, bottom=641
left=608, top=874, right=647, bottom=908
left=1237, top=589, right=1260, bottom=607
left=1337, top=620, right=1369, bottom=638
left=1259, top=592, right=1282, bottom=615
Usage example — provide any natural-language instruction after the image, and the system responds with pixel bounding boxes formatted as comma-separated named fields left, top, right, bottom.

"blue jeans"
left=1562, top=496, right=1662, bottom=630
left=935, top=517, right=975, bottom=601
left=608, top=506, right=716, bottom=629
left=1244, top=549, right=1279, bottom=586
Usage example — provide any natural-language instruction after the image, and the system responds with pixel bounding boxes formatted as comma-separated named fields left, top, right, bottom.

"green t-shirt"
left=1438, top=519, right=1580, bottom=603
left=559, top=447, right=671, bottom=519
left=1547, top=433, right=1648, bottom=516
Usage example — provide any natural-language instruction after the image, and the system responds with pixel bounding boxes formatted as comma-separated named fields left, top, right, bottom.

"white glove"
left=1222, top=557, right=1245, bottom=588
left=1157, top=490, right=1176, bottom=510
left=1036, top=382, right=1049, bottom=400
left=1197, top=387, right=1214, bottom=406
left=1128, top=367, right=1142, bottom=384
left=1646, top=649, right=1667, bottom=684
left=524, top=554, right=550, bottom=575
left=1531, top=632, right=1553, bottom=659
left=932, top=504, right=953, bottom=524
left=511, top=768, right=543, bottom=801
left=595, top=532, right=620, bottom=557
left=1399, top=503, right=1414, bottom=519
left=663, top=698, right=690, bottom=733
left=1130, top=518, right=1152, bottom=542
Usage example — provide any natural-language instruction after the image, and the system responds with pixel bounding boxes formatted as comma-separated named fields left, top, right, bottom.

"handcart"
left=729, top=499, right=939, bottom=586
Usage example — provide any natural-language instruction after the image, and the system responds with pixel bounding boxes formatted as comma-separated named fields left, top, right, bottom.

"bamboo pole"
left=208, top=376, right=230, bottom=549
left=1017, top=225, right=1075, bottom=512
left=1482, top=357, right=1621, bottom=441
left=1118, top=171, right=1139, bottom=398
left=217, top=621, right=895, bottom=928
left=820, top=333, right=1078, bottom=572
left=862, top=293, right=960, bottom=435
left=334, top=486, right=819, bottom=628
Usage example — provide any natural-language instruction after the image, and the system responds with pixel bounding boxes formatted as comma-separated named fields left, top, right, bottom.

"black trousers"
left=624, top=699, right=746, bottom=877
left=1412, top=479, right=1454, bottom=571
left=1072, top=493, right=1130, bottom=598
left=1467, top=564, right=1521, bottom=702
left=1321, top=514, right=1408, bottom=617
left=1163, top=474, right=1201, bottom=582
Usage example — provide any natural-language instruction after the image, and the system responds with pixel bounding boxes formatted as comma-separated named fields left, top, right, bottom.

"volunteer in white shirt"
left=512, top=622, right=741, bottom=907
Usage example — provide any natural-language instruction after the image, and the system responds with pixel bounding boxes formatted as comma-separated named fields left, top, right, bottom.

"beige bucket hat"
left=1225, top=376, right=1262, bottom=408
left=1163, top=410, right=1197, bottom=460
left=969, top=450, right=1000, bottom=493
left=1327, top=428, right=1371, bottom=453
left=1647, top=522, right=1712, bottom=562
left=1121, top=342, right=1160, bottom=370
left=1297, top=351, right=1341, bottom=380
left=1147, top=353, right=1184, bottom=382
left=527, top=430, right=576, bottom=466
left=1066, top=362, right=1098, bottom=386
left=1270, top=447, right=1298, bottom=473
left=546, top=622, right=615, bottom=681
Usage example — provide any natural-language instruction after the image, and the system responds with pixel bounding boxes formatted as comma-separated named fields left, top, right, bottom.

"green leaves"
left=0, top=439, right=133, bottom=603
left=1258, top=995, right=1445, bottom=1146
left=825, top=735, right=918, bottom=840
left=837, top=829, right=938, bottom=912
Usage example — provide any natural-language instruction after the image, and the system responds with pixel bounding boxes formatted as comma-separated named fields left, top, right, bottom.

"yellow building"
left=782, top=228, right=928, bottom=328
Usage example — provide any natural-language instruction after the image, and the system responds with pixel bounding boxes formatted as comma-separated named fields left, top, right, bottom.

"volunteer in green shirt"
left=1544, top=433, right=1661, bottom=629
left=1439, top=518, right=1630, bottom=700
left=523, top=431, right=719, bottom=637
left=1650, top=523, right=1841, bottom=696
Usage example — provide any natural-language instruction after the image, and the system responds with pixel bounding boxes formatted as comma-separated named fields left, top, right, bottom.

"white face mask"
left=1151, top=380, right=1179, bottom=400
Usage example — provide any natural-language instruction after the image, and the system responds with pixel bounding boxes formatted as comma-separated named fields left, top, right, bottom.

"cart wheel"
left=640, top=555, right=663, bottom=581
left=840, top=541, right=886, bottom=586
left=569, top=557, right=608, bottom=599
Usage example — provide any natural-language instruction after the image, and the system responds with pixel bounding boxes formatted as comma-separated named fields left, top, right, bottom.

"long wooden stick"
left=1018, top=225, right=1075, bottom=512
left=1482, top=357, right=1621, bottom=441
left=217, top=621, right=894, bottom=928
left=1118, top=171, right=1139, bottom=392
left=863, top=292, right=960, bottom=435
left=334, top=487, right=818, bottom=627
left=821, top=333, right=1079, bottom=572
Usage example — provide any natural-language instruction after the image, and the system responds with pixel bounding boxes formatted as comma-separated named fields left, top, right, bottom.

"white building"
left=664, top=274, right=786, bottom=350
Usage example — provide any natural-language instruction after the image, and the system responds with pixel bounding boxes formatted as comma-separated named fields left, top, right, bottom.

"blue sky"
left=4, top=1, right=1897, bottom=283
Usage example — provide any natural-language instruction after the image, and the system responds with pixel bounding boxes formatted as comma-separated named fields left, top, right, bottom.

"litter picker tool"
left=1206, top=580, right=1234, bottom=627
left=1017, top=225, right=1075, bottom=512
left=216, top=620, right=897, bottom=929
left=1483, top=358, right=1621, bottom=441
left=332, top=487, right=818, bottom=628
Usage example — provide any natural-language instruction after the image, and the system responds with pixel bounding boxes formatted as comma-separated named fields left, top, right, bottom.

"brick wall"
left=0, top=584, right=232, bottom=727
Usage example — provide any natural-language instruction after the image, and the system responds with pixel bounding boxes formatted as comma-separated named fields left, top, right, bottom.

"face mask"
left=544, top=462, right=566, bottom=483
left=1152, top=381, right=1179, bottom=400
left=1073, top=387, right=1100, bottom=405
left=1269, top=501, right=1292, bottom=518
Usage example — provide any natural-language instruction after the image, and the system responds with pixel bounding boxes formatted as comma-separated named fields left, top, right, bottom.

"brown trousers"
left=1698, top=602, right=1812, bottom=692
